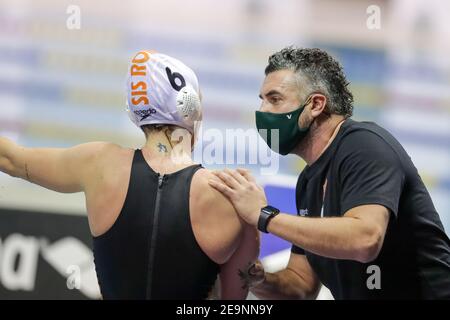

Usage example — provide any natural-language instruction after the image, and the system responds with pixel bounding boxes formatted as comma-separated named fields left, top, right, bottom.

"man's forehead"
left=261, top=69, right=298, bottom=95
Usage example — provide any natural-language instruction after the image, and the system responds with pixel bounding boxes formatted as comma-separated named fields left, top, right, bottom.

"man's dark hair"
left=265, top=46, right=354, bottom=117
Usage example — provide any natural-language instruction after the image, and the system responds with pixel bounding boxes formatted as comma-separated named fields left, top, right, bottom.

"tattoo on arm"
left=238, top=262, right=256, bottom=290
left=25, top=163, right=30, bottom=181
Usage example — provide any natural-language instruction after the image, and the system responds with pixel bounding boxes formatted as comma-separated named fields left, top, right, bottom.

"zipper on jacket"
left=146, top=173, right=165, bottom=299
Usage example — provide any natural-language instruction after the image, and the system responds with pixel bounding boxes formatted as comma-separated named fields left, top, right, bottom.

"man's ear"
left=310, top=94, right=327, bottom=118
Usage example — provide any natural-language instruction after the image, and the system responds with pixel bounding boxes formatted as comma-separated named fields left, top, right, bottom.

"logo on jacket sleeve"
left=298, top=208, right=309, bottom=216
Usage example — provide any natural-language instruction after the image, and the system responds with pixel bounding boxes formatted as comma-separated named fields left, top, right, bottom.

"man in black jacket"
left=210, top=47, right=450, bottom=299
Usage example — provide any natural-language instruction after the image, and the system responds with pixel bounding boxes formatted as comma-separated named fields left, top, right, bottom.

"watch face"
left=263, top=205, right=279, bottom=215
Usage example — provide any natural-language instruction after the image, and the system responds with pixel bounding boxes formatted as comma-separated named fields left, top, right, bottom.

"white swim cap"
left=125, top=50, right=202, bottom=134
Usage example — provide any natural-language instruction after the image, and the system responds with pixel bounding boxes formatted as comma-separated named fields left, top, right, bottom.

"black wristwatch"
left=258, top=205, right=280, bottom=233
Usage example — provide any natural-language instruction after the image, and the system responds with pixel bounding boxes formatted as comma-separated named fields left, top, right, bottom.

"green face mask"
left=255, top=96, right=312, bottom=155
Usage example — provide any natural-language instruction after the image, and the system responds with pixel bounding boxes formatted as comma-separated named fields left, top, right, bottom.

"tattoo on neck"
left=157, top=142, right=168, bottom=153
